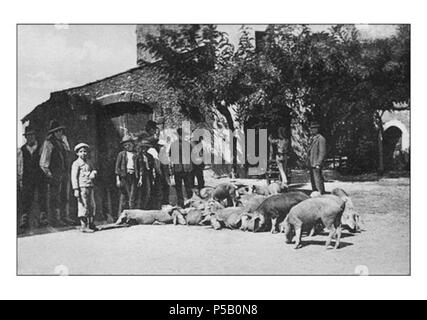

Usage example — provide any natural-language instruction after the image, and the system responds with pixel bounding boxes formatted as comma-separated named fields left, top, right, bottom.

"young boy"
left=71, top=143, right=97, bottom=233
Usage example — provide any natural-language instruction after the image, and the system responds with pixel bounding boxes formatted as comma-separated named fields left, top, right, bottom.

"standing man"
left=39, top=120, right=74, bottom=226
left=139, top=120, right=171, bottom=207
left=170, top=128, right=193, bottom=207
left=191, top=135, right=205, bottom=191
left=115, top=135, right=138, bottom=214
left=17, top=126, right=48, bottom=229
left=135, top=139, right=154, bottom=209
left=306, top=122, right=326, bottom=194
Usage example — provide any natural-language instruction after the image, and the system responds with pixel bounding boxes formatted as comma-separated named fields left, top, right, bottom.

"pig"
left=331, top=188, right=361, bottom=232
left=252, top=182, right=283, bottom=196
left=236, top=194, right=266, bottom=212
left=171, top=207, right=188, bottom=225
left=283, top=195, right=345, bottom=249
left=236, top=185, right=251, bottom=196
left=239, top=212, right=258, bottom=232
left=171, top=207, right=208, bottom=226
left=211, top=183, right=239, bottom=207
left=251, top=185, right=270, bottom=196
left=267, top=182, right=283, bottom=195
left=248, top=192, right=310, bottom=233
left=115, top=205, right=178, bottom=225
left=202, top=207, right=246, bottom=230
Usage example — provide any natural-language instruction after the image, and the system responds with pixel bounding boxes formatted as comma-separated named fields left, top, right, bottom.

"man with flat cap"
left=17, top=126, right=48, bottom=229
left=40, top=120, right=75, bottom=226
left=306, top=122, right=326, bottom=194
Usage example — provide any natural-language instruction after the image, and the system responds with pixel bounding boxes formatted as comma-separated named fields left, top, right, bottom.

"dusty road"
left=17, top=178, right=410, bottom=275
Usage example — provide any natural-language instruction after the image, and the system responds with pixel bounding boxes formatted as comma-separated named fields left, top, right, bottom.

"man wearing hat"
left=71, top=143, right=97, bottom=232
left=115, top=135, right=138, bottom=214
left=17, top=126, right=48, bottom=229
left=139, top=120, right=171, bottom=208
left=39, top=120, right=74, bottom=226
left=306, top=122, right=326, bottom=194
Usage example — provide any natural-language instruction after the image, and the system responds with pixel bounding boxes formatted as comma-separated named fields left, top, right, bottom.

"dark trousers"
left=309, top=167, right=325, bottom=194
left=137, top=174, right=151, bottom=209
left=118, top=174, right=137, bottom=214
left=174, top=171, right=193, bottom=207
left=159, top=173, right=170, bottom=206
left=21, top=176, right=47, bottom=217
left=47, top=174, right=68, bottom=220
left=192, top=166, right=205, bottom=190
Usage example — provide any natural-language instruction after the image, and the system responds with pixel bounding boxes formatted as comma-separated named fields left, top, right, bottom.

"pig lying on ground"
left=170, top=207, right=210, bottom=226
left=116, top=205, right=179, bottom=225
left=283, top=196, right=345, bottom=249
left=245, top=192, right=310, bottom=233
left=201, top=207, right=246, bottom=230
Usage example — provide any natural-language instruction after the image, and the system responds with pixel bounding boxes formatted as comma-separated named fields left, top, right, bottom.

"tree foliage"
left=141, top=24, right=410, bottom=172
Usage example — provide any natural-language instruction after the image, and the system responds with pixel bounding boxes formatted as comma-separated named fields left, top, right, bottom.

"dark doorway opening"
left=383, top=126, right=402, bottom=171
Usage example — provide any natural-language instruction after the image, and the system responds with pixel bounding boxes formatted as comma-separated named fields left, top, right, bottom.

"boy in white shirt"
left=71, top=143, right=97, bottom=233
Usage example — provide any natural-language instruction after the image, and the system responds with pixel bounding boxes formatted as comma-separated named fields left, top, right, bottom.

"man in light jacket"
left=306, top=122, right=326, bottom=194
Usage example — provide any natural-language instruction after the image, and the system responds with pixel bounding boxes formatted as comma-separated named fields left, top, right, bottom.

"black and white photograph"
left=15, top=22, right=410, bottom=277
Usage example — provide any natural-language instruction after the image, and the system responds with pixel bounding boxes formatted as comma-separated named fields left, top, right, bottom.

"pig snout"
left=341, top=209, right=360, bottom=232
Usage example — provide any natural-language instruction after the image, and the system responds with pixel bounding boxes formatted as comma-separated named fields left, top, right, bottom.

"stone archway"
left=383, top=119, right=409, bottom=151
left=383, top=125, right=402, bottom=171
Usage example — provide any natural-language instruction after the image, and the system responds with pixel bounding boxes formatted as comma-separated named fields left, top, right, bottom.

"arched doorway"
left=94, top=93, right=154, bottom=218
left=383, top=126, right=403, bottom=171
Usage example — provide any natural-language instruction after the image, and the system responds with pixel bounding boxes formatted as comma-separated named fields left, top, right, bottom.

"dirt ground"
left=17, top=177, right=410, bottom=275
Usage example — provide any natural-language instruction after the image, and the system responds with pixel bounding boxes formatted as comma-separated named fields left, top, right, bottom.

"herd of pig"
left=112, top=182, right=362, bottom=250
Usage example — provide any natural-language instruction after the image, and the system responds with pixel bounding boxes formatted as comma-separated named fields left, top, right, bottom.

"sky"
left=17, top=24, right=398, bottom=144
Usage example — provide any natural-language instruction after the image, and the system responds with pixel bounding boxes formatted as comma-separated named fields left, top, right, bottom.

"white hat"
left=74, top=143, right=90, bottom=153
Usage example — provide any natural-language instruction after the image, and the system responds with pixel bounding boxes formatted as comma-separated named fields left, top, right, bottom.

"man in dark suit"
left=40, top=120, right=74, bottom=227
left=18, top=126, right=48, bottom=229
left=170, top=128, right=193, bottom=207
left=306, top=122, right=326, bottom=194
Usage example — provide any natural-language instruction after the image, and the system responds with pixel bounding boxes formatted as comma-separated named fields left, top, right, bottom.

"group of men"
left=17, top=120, right=206, bottom=230
left=18, top=120, right=74, bottom=229
left=17, top=118, right=326, bottom=230
left=114, top=122, right=205, bottom=215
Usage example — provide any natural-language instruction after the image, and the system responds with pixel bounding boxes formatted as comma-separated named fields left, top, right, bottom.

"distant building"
left=382, top=110, right=410, bottom=170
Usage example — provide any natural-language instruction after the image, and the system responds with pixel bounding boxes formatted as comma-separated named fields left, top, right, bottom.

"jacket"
left=115, top=151, right=138, bottom=178
left=170, top=139, right=193, bottom=173
left=39, top=136, right=68, bottom=179
left=307, top=134, right=326, bottom=167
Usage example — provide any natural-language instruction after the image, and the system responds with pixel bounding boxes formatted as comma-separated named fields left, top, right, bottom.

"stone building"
left=382, top=110, right=410, bottom=170
left=20, top=25, right=233, bottom=220
left=21, top=26, right=186, bottom=219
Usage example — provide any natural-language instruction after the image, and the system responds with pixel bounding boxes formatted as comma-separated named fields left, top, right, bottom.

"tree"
left=141, top=24, right=236, bottom=130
